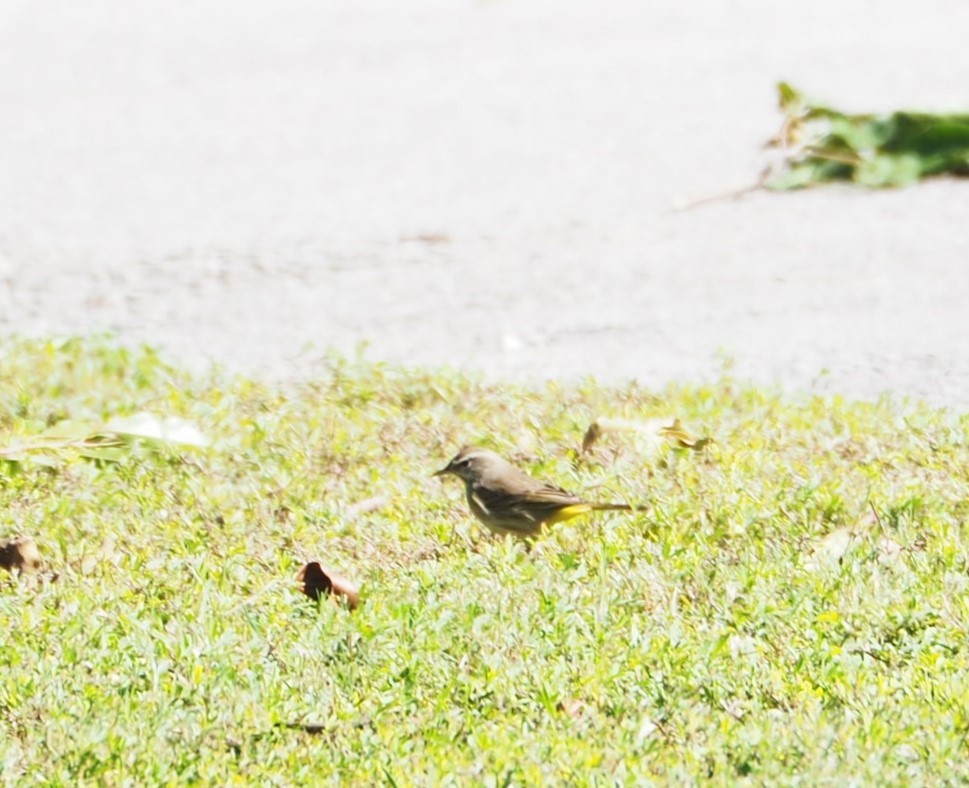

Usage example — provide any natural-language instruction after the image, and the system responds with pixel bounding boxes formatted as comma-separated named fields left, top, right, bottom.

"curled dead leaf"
left=278, top=721, right=327, bottom=735
left=103, top=413, right=209, bottom=448
left=581, top=420, right=605, bottom=454
left=0, top=536, right=41, bottom=574
left=273, top=506, right=293, bottom=524
left=557, top=697, right=589, bottom=719
left=804, top=526, right=856, bottom=571
left=582, top=416, right=711, bottom=454
left=657, top=419, right=713, bottom=450
left=297, top=561, right=360, bottom=610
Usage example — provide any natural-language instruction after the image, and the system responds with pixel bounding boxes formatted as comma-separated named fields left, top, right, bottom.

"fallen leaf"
left=278, top=721, right=327, bottom=735
left=273, top=506, right=293, bottom=524
left=582, top=416, right=711, bottom=454
left=805, top=526, right=856, bottom=570
left=581, top=420, right=606, bottom=454
left=557, top=698, right=589, bottom=719
left=297, top=561, right=360, bottom=610
left=103, top=413, right=209, bottom=448
left=657, top=419, right=713, bottom=450
left=0, top=536, right=41, bottom=573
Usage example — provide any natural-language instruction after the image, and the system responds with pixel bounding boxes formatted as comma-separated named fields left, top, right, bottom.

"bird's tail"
left=547, top=502, right=649, bottom=526
left=590, top=503, right=649, bottom=512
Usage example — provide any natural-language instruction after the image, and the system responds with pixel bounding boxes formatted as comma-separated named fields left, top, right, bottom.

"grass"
left=1, top=336, right=968, bottom=784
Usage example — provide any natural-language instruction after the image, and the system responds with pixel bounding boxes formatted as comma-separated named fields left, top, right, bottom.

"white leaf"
left=104, top=413, right=209, bottom=447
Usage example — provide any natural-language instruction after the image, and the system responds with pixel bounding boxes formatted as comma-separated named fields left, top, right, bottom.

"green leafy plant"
left=768, top=82, right=969, bottom=189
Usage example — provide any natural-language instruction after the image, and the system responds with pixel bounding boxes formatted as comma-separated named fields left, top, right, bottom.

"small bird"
left=434, top=445, right=640, bottom=538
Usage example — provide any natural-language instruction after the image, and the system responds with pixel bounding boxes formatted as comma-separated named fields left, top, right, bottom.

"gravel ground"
left=2, top=0, right=968, bottom=406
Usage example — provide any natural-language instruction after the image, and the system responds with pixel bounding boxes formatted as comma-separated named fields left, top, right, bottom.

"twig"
left=869, top=501, right=885, bottom=532
left=671, top=179, right=766, bottom=212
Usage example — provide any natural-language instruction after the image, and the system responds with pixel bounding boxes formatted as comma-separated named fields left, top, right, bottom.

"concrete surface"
left=1, top=0, right=968, bottom=406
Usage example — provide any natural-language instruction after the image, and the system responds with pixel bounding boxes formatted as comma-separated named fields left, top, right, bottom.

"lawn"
left=1, top=337, right=967, bottom=784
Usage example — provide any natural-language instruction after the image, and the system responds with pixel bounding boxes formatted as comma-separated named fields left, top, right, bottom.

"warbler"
left=434, top=445, right=639, bottom=538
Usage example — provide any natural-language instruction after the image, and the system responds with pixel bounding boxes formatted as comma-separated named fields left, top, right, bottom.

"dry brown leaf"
left=297, top=561, right=360, bottom=610
left=805, top=526, right=856, bottom=570
left=582, top=416, right=712, bottom=454
left=0, top=536, right=41, bottom=574
left=581, top=421, right=605, bottom=454
left=657, top=419, right=714, bottom=450
left=279, top=721, right=327, bottom=735
left=273, top=506, right=293, bottom=524
left=557, top=698, right=590, bottom=719
left=581, top=417, right=647, bottom=453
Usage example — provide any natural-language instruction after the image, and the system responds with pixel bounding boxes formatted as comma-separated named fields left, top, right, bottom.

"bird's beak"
left=432, top=465, right=450, bottom=478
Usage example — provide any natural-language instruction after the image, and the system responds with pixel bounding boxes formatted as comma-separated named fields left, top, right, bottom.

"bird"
left=433, top=445, right=640, bottom=538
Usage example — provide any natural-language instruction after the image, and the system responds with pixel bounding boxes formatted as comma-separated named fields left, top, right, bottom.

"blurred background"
left=1, top=0, right=967, bottom=403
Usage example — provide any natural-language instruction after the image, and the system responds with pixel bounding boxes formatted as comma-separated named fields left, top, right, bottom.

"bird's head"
left=433, top=445, right=501, bottom=483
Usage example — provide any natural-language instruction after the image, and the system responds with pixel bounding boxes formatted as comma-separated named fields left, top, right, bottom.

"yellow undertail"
left=543, top=503, right=596, bottom=525
left=543, top=502, right=635, bottom=525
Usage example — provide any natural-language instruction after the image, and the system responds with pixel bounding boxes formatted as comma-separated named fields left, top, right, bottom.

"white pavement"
left=2, top=0, right=968, bottom=406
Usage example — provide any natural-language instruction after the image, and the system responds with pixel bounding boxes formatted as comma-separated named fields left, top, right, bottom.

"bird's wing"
left=519, top=481, right=584, bottom=506
left=473, top=479, right=584, bottom=523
